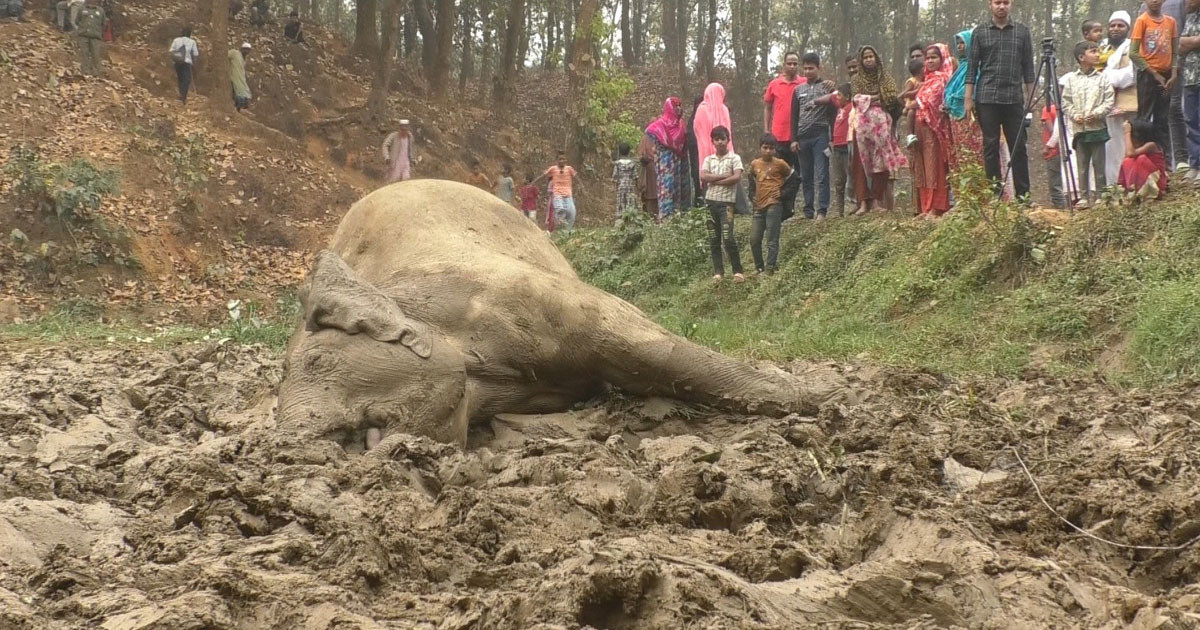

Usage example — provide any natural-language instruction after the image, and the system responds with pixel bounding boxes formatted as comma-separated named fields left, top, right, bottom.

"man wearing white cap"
left=1103, top=11, right=1139, bottom=182
left=229, top=42, right=253, bottom=112
left=382, top=119, right=419, bottom=183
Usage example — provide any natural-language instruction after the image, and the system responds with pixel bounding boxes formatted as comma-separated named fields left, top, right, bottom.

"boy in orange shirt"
left=1131, top=0, right=1181, bottom=152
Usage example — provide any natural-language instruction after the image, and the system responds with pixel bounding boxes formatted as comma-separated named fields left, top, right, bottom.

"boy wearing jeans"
left=789, top=52, right=839, bottom=220
left=1130, top=0, right=1179, bottom=154
left=1063, top=40, right=1115, bottom=206
left=747, top=135, right=793, bottom=275
left=701, top=126, right=745, bottom=282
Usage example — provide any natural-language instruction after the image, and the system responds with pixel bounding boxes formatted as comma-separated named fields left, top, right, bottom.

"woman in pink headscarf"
left=912, top=43, right=957, bottom=218
left=639, top=96, right=692, bottom=219
left=693, top=83, right=735, bottom=174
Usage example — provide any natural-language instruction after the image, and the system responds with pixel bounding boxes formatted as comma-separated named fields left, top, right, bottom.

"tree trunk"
left=413, top=0, right=437, bottom=72
left=620, top=0, right=633, bottom=67
left=366, top=0, right=405, bottom=122
left=543, top=0, right=557, bottom=69
left=563, top=0, right=576, bottom=61
left=494, top=0, right=524, bottom=110
left=632, top=0, right=644, bottom=64
left=210, top=0, right=233, bottom=111
left=518, top=6, right=530, bottom=71
left=458, top=5, right=474, bottom=94
left=567, top=0, right=598, bottom=164
left=662, top=0, right=678, bottom=68
left=479, top=7, right=494, bottom=98
left=333, top=0, right=343, bottom=30
left=758, top=0, right=769, bottom=76
left=699, top=0, right=715, bottom=82
left=430, top=0, right=456, bottom=100
left=403, top=10, right=416, bottom=56
left=352, top=0, right=380, bottom=58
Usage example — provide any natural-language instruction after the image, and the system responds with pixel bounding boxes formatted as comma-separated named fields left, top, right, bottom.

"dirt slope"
left=2, top=344, right=1198, bottom=629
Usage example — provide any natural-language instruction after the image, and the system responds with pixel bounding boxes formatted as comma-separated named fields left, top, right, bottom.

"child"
left=533, top=151, right=581, bottom=231
left=612, top=143, right=640, bottom=219
left=519, top=172, right=539, bottom=222
left=747, top=134, right=793, bottom=275
left=467, top=161, right=493, bottom=192
left=1041, top=101, right=1068, bottom=209
left=830, top=83, right=854, bottom=217
left=1119, top=118, right=1169, bottom=198
left=1082, top=19, right=1109, bottom=68
left=495, top=163, right=515, bottom=205
left=1131, top=0, right=1179, bottom=158
left=1062, top=40, right=1115, bottom=207
left=700, top=126, right=745, bottom=282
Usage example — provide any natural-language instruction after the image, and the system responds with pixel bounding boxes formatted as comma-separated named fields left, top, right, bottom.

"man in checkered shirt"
left=965, top=0, right=1036, bottom=200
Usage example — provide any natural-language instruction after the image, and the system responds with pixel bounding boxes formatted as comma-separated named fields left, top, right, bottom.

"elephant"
left=277, top=180, right=832, bottom=450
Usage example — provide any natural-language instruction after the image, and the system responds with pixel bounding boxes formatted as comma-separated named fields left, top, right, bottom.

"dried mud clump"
left=2, top=346, right=1199, bottom=629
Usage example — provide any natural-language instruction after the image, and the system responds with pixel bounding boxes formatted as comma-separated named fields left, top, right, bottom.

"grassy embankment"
left=560, top=168, right=1200, bottom=384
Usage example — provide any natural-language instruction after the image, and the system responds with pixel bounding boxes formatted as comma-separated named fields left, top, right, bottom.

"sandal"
left=733, top=273, right=745, bottom=283
left=712, top=274, right=723, bottom=282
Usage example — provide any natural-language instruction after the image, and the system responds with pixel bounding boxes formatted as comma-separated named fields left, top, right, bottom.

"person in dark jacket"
left=685, top=94, right=703, bottom=206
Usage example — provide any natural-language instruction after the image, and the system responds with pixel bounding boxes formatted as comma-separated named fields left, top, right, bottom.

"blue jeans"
left=1184, top=83, right=1200, bottom=169
left=796, top=131, right=830, bottom=217
left=552, top=195, right=576, bottom=231
left=750, top=204, right=783, bottom=271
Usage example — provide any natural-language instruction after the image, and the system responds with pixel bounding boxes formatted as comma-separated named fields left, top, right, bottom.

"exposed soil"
left=2, top=343, right=1198, bottom=629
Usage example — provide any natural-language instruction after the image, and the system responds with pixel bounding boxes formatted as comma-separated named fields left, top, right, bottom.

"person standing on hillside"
left=531, top=151, right=582, bottom=232
left=694, top=83, right=734, bottom=190
left=496, top=164, right=516, bottom=205
left=790, top=52, right=838, bottom=220
left=1139, top=0, right=1190, bottom=172
left=642, top=97, right=690, bottom=219
left=229, top=42, right=253, bottom=112
left=701, top=126, right=745, bottom=283
left=612, top=143, right=640, bottom=218
left=1104, top=11, right=1139, bottom=184
left=2, top=0, right=23, bottom=20
left=250, top=0, right=269, bottom=28
left=169, top=26, right=199, bottom=105
left=467, top=161, right=493, bottom=192
left=1178, top=0, right=1200, bottom=177
left=763, top=51, right=805, bottom=221
left=965, top=0, right=1035, bottom=200
left=519, top=172, right=540, bottom=221
left=74, top=0, right=105, bottom=77
left=382, top=120, right=418, bottom=183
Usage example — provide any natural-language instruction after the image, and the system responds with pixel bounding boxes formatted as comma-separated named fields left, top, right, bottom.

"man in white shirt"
left=169, top=26, right=200, bottom=104
left=1103, top=11, right=1139, bottom=183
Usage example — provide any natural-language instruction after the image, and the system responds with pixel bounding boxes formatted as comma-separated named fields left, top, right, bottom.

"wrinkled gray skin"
left=278, top=180, right=829, bottom=450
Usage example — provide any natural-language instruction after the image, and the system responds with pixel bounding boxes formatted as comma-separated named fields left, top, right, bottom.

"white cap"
left=241, top=42, right=252, bottom=49
left=1109, top=10, right=1131, bottom=26
left=398, top=119, right=410, bottom=125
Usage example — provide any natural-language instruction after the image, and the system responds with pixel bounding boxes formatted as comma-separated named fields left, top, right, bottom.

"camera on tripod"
left=1042, top=37, right=1056, bottom=54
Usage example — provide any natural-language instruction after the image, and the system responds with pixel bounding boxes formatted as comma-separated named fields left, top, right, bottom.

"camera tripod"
left=1001, top=37, right=1080, bottom=210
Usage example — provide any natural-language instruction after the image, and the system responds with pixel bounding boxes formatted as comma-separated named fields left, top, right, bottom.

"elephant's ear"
left=301, top=250, right=432, bottom=359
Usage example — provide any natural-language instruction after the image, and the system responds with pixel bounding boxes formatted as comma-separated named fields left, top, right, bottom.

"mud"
left=2, top=344, right=1199, bottom=629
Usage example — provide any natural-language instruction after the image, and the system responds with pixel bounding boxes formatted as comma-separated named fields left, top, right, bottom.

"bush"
left=3, top=145, right=120, bottom=223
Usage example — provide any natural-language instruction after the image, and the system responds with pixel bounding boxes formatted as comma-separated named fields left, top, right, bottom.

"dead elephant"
left=278, top=180, right=833, bottom=450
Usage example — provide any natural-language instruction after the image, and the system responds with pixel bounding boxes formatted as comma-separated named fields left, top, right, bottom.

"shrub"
left=3, top=145, right=120, bottom=223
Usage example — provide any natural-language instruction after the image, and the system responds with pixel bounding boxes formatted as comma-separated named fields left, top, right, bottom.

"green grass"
left=561, top=169, right=1200, bottom=383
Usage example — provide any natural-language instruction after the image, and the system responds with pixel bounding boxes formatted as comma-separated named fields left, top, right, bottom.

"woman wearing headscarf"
left=913, top=43, right=957, bottom=218
left=850, top=45, right=907, bottom=214
left=640, top=97, right=691, bottom=219
left=693, top=83, right=735, bottom=174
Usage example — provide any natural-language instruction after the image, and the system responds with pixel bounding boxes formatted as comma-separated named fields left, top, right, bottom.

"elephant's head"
left=277, top=251, right=470, bottom=451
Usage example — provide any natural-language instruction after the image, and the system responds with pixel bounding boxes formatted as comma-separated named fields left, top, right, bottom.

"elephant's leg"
left=581, top=289, right=830, bottom=416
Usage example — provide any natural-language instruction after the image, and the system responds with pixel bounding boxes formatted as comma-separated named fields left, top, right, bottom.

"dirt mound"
left=1, top=346, right=1198, bottom=628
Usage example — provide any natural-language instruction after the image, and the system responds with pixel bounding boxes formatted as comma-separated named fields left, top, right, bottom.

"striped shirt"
left=967, top=20, right=1035, bottom=105
left=702, top=153, right=743, bottom=203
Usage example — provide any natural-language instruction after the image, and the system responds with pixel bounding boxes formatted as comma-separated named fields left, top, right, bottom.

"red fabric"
left=519, top=184, right=539, bottom=211
left=645, top=97, right=686, bottom=155
left=914, top=118, right=951, bottom=216
left=763, top=75, right=807, bottom=142
left=1118, top=152, right=1169, bottom=196
left=832, top=103, right=851, bottom=147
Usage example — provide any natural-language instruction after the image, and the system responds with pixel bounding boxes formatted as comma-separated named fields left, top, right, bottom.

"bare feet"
left=733, top=273, right=745, bottom=283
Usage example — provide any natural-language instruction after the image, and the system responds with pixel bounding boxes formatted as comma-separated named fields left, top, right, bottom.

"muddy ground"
left=1, top=343, right=1199, bottom=629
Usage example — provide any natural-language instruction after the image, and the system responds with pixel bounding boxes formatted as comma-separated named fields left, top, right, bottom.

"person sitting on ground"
left=519, top=172, right=539, bottom=221
left=1119, top=118, right=1170, bottom=198
left=467, top=161, right=493, bottom=192
left=532, top=151, right=582, bottom=232
left=701, top=126, right=745, bottom=283
left=229, top=42, right=253, bottom=112
left=169, top=26, right=200, bottom=104
left=612, top=143, right=640, bottom=218
left=747, top=134, right=793, bottom=276
left=1062, top=40, right=1115, bottom=208
left=283, top=9, right=305, bottom=44
left=382, top=119, right=418, bottom=183
left=249, top=0, right=268, bottom=27
left=495, top=163, right=516, bottom=205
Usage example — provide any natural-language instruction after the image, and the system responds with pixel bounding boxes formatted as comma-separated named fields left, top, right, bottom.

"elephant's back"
left=327, top=179, right=577, bottom=283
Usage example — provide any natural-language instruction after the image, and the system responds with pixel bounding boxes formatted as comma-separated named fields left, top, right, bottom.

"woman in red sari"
left=1118, top=119, right=1169, bottom=199
left=913, top=43, right=957, bottom=218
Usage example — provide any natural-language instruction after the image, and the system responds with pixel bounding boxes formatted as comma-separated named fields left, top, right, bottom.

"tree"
left=413, top=0, right=438, bottom=72
left=366, top=0, right=405, bottom=122
left=430, top=0, right=457, bottom=100
left=619, top=0, right=633, bottom=67
left=493, top=0, right=524, bottom=111
left=566, top=0, right=598, bottom=163
left=210, top=0, right=233, bottom=111
left=352, top=0, right=380, bottom=58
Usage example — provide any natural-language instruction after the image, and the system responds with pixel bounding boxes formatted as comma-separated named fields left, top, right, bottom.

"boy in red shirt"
left=830, top=83, right=855, bottom=217
left=518, top=172, right=540, bottom=222
left=1042, top=102, right=1068, bottom=208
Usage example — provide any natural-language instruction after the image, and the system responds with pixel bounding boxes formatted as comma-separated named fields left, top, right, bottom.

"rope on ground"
left=1010, top=446, right=1200, bottom=552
